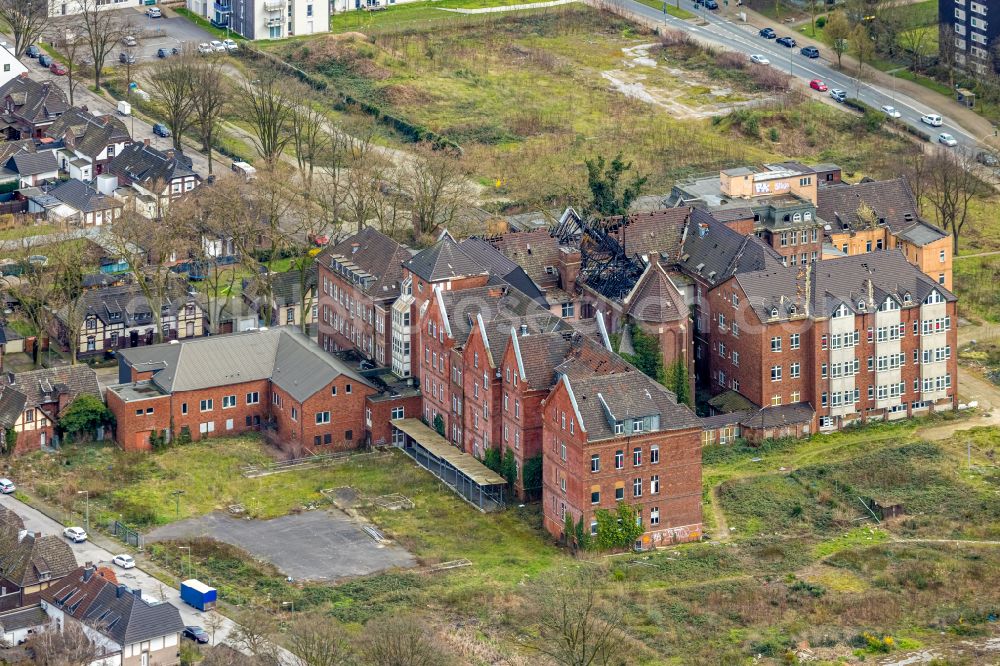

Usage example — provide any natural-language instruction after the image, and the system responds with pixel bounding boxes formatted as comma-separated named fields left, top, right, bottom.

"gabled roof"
left=244, top=265, right=317, bottom=308
left=62, top=282, right=195, bottom=328
left=677, top=208, right=784, bottom=286
left=510, top=329, right=578, bottom=391
left=6, top=148, right=57, bottom=176
left=322, top=227, right=409, bottom=301
left=44, top=107, right=131, bottom=158
left=0, top=139, right=34, bottom=163
left=436, top=284, right=563, bottom=349
left=0, top=366, right=100, bottom=428
left=734, top=250, right=956, bottom=323
left=0, top=76, right=68, bottom=125
left=49, top=178, right=122, bottom=213
left=107, top=143, right=197, bottom=188
left=0, top=529, right=77, bottom=589
left=816, top=178, right=946, bottom=243
left=118, top=327, right=374, bottom=402
left=0, top=505, right=24, bottom=532
left=458, top=237, right=547, bottom=305
left=598, top=208, right=692, bottom=259
left=403, top=234, right=487, bottom=282
left=624, top=261, right=687, bottom=323
left=488, top=228, right=564, bottom=288
left=740, top=402, right=815, bottom=429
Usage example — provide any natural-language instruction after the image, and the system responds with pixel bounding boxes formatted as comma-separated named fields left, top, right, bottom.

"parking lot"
left=146, top=510, right=416, bottom=582
left=118, top=7, right=218, bottom=62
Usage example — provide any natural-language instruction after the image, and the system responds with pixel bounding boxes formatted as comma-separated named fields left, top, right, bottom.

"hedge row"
left=843, top=97, right=931, bottom=142
left=239, top=46, right=461, bottom=152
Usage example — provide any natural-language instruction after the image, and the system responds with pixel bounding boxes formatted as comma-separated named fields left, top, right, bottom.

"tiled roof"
left=107, top=143, right=196, bottom=187
left=555, top=332, right=632, bottom=381
left=0, top=139, right=34, bottom=162
left=438, top=284, right=564, bottom=348
left=403, top=234, right=487, bottom=282
left=459, top=238, right=547, bottom=305
left=0, top=366, right=100, bottom=429
left=45, top=107, right=131, bottom=158
left=598, top=208, right=692, bottom=259
left=624, top=261, right=687, bottom=323
left=677, top=208, right=784, bottom=286
left=511, top=330, right=577, bottom=390
left=735, top=250, right=955, bottom=323
left=816, top=178, right=946, bottom=243
left=564, top=371, right=701, bottom=442
left=117, top=327, right=373, bottom=403
left=323, top=227, right=409, bottom=301
left=741, top=402, right=815, bottom=429
left=0, top=76, right=68, bottom=125
left=489, top=229, right=563, bottom=288
left=0, top=529, right=77, bottom=588
left=65, top=282, right=194, bottom=328
left=0, top=605, right=47, bottom=632
left=244, top=265, right=317, bottom=308
left=708, top=390, right=759, bottom=414
left=0, top=505, right=24, bottom=532
left=700, top=411, right=752, bottom=429
left=0, top=387, right=25, bottom=429
left=6, top=149, right=57, bottom=176
left=49, top=178, right=122, bottom=213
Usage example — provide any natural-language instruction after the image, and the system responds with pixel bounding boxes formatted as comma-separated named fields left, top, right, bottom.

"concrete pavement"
left=0, top=492, right=302, bottom=665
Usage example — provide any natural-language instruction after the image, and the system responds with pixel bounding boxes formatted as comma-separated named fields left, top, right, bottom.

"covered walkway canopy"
left=391, top=418, right=506, bottom=511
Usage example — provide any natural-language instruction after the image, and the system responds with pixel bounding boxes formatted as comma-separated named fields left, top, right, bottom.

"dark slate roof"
left=624, top=261, right=687, bottom=323
left=0, top=505, right=24, bottom=532
left=44, top=107, right=131, bottom=158
left=741, top=402, right=815, bottom=429
left=459, top=238, right=547, bottom=306
left=734, top=250, right=956, bottom=323
left=0, top=387, right=25, bottom=429
left=564, top=371, right=701, bottom=442
left=816, top=178, right=947, bottom=245
left=65, top=282, right=194, bottom=328
left=49, top=178, right=122, bottom=213
left=323, top=227, right=409, bottom=301
left=705, top=205, right=755, bottom=223
left=404, top=234, right=487, bottom=282
left=0, top=530, right=77, bottom=588
left=437, top=283, right=563, bottom=348
left=107, top=143, right=197, bottom=187
left=489, top=229, right=563, bottom=288
left=599, top=208, right=692, bottom=259
left=6, top=149, right=57, bottom=176
left=0, top=365, right=100, bottom=420
left=700, top=411, right=752, bottom=429
left=677, top=208, right=784, bottom=287
left=0, top=76, right=68, bottom=125
left=0, top=605, right=47, bottom=632
left=0, top=322, right=22, bottom=346
left=0, top=139, right=34, bottom=163
left=244, top=265, right=317, bottom=308
left=82, top=273, right=125, bottom=289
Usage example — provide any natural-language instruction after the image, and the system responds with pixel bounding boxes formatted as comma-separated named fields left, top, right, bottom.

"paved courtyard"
left=146, top=509, right=415, bottom=582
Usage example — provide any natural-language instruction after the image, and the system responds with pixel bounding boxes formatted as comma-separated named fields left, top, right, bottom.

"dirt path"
left=955, top=249, right=1000, bottom=260
left=709, top=485, right=730, bottom=541
left=921, top=367, right=1000, bottom=441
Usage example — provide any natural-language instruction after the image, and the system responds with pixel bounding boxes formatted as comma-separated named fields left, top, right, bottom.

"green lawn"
left=0, top=224, right=58, bottom=241
left=633, top=0, right=695, bottom=19
left=328, top=0, right=566, bottom=33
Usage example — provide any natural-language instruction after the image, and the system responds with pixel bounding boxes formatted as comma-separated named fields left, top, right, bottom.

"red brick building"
left=108, top=327, right=377, bottom=453
left=541, top=361, right=703, bottom=549
left=0, top=366, right=101, bottom=454
left=704, top=251, right=958, bottom=432
left=317, top=227, right=411, bottom=367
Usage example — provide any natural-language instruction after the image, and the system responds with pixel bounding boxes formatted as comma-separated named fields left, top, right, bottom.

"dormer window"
left=904, top=292, right=912, bottom=304
left=834, top=303, right=850, bottom=318
left=924, top=290, right=945, bottom=305
left=614, top=420, right=624, bottom=435
left=788, top=305, right=797, bottom=315
left=792, top=213, right=802, bottom=222
left=857, top=300, right=866, bottom=311
left=632, top=418, right=644, bottom=433
left=770, top=307, right=779, bottom=318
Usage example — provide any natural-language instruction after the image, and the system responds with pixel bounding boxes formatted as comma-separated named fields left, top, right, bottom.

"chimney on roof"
left=6, top=372, right=13, bottom=385
left=143, top=138, right=150, bottom=147
left=351, top=243, right=359, bottom=254
left=132, top=588, right=143, bottom=600
left=116, top=584, right=128, bottom=598
left=83, top=565, right=94, bottom=582
left=698, top=222, right=709, bottom=237
left=164, top=149, right=175, bottom=160
left=520, top=324, right=528, bottom=337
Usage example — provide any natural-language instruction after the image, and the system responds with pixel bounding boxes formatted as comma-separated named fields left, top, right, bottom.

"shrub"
left=716, top=51, right=747, bottom=71
left=769, top=127, right=780, bottom=141
left=658, top=28, right=694, bottom=49
left=816, top=16, right=827, bottom=28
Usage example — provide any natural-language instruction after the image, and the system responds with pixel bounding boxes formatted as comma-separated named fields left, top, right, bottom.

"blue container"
left=180, top=579, right=217, bottom=611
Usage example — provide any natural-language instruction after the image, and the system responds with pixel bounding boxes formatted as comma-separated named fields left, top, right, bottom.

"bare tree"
left=147, top=55, right=196, bottom=151
left=363, top=615, right=448, bottom=666
left=61, top=32, right=86, bottom=106
left=289, top=83, right=331, bottom=187
left=850, top=24, right=876, bottom=96
left=203, top=612, right=226, bottom=646
left=27, top=620, right=104, bottom=666
left=937, top=28, right=960, bottom=89
left=406, top=147, right=475, bottom=239
left=226, top=609, right=278, bottom=662
left=925, top=148, right=989, bottom=255
left=286, top=613, right=354, bottom=666
left=239, top=69, right=294, bottom=167
left=8, top=240, right=57, bottom=367
left=825, top=11, right=852, bottom=70
left=897, top=21, right=931, bottom=73
left=0, top=0, right=47, bottom=58
left=78, top=0, right=129, bottom=89
left=901, top=149, right=931, bottom=208
left=524, top=567, right=627, bottom=666
left=48, top=241, right=88, bottom=365
left=190, top=58, right=229, bottom=175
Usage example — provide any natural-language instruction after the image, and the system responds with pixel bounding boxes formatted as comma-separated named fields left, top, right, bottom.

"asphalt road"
left=618, top=0, right=985, bottom=153
left=0, top=492, right=301, bottom=665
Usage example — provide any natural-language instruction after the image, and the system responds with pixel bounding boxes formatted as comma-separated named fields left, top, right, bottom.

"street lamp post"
left=77, top=490, right=89, bottom=532
left=171, top=489, right=185, bottom=519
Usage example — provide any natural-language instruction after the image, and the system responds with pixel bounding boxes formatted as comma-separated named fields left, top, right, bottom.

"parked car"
left=800, top=45, right=820, bottom=58
left=122, top=35, right=137, bottom=47
left=759, top=27, right=776, bottom=39
left=157, top=47, right=169, bottom=58
left=0, top=478, right=15, bottom=494
left=938, top=132, right=958, bottom=147
left=920, top=113, right=942, bottom=127
left=147, top=6, right=161, bottom=16
left=881, top=104, right=901, bottom=118
left=809, top=79, right=827, bottom=92
left=183, top=627, right=210, bottom=644
left=112, top=554, right=136, bottom=569
left=776, top=36, right=796, bottom=48
left=49, top=62, right=68, bottom=75
left=704, top=0, right=718, bottom=8
left=63, top=527, right=88, bottom=543
left=976, top=150, right=999, bottom=167
left=38, top=54, right=53, bottom=67
left=26, top=44, right=40, bottom=58
left=209, top=40, right=225, bottom=52
left=749, top=54, right=769, bottom=65
left=119, top=52, right=137, bottom=65
left=829, top=88, right=847, bottom=103
left=222, top=39, right=238, bottom=52
left=197, top=42, right=212, bottom=55
left=153, top=123, right=172, bottom=137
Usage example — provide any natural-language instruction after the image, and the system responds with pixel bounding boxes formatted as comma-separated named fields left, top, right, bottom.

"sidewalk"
left=731, top=5, right=999, bottom=146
